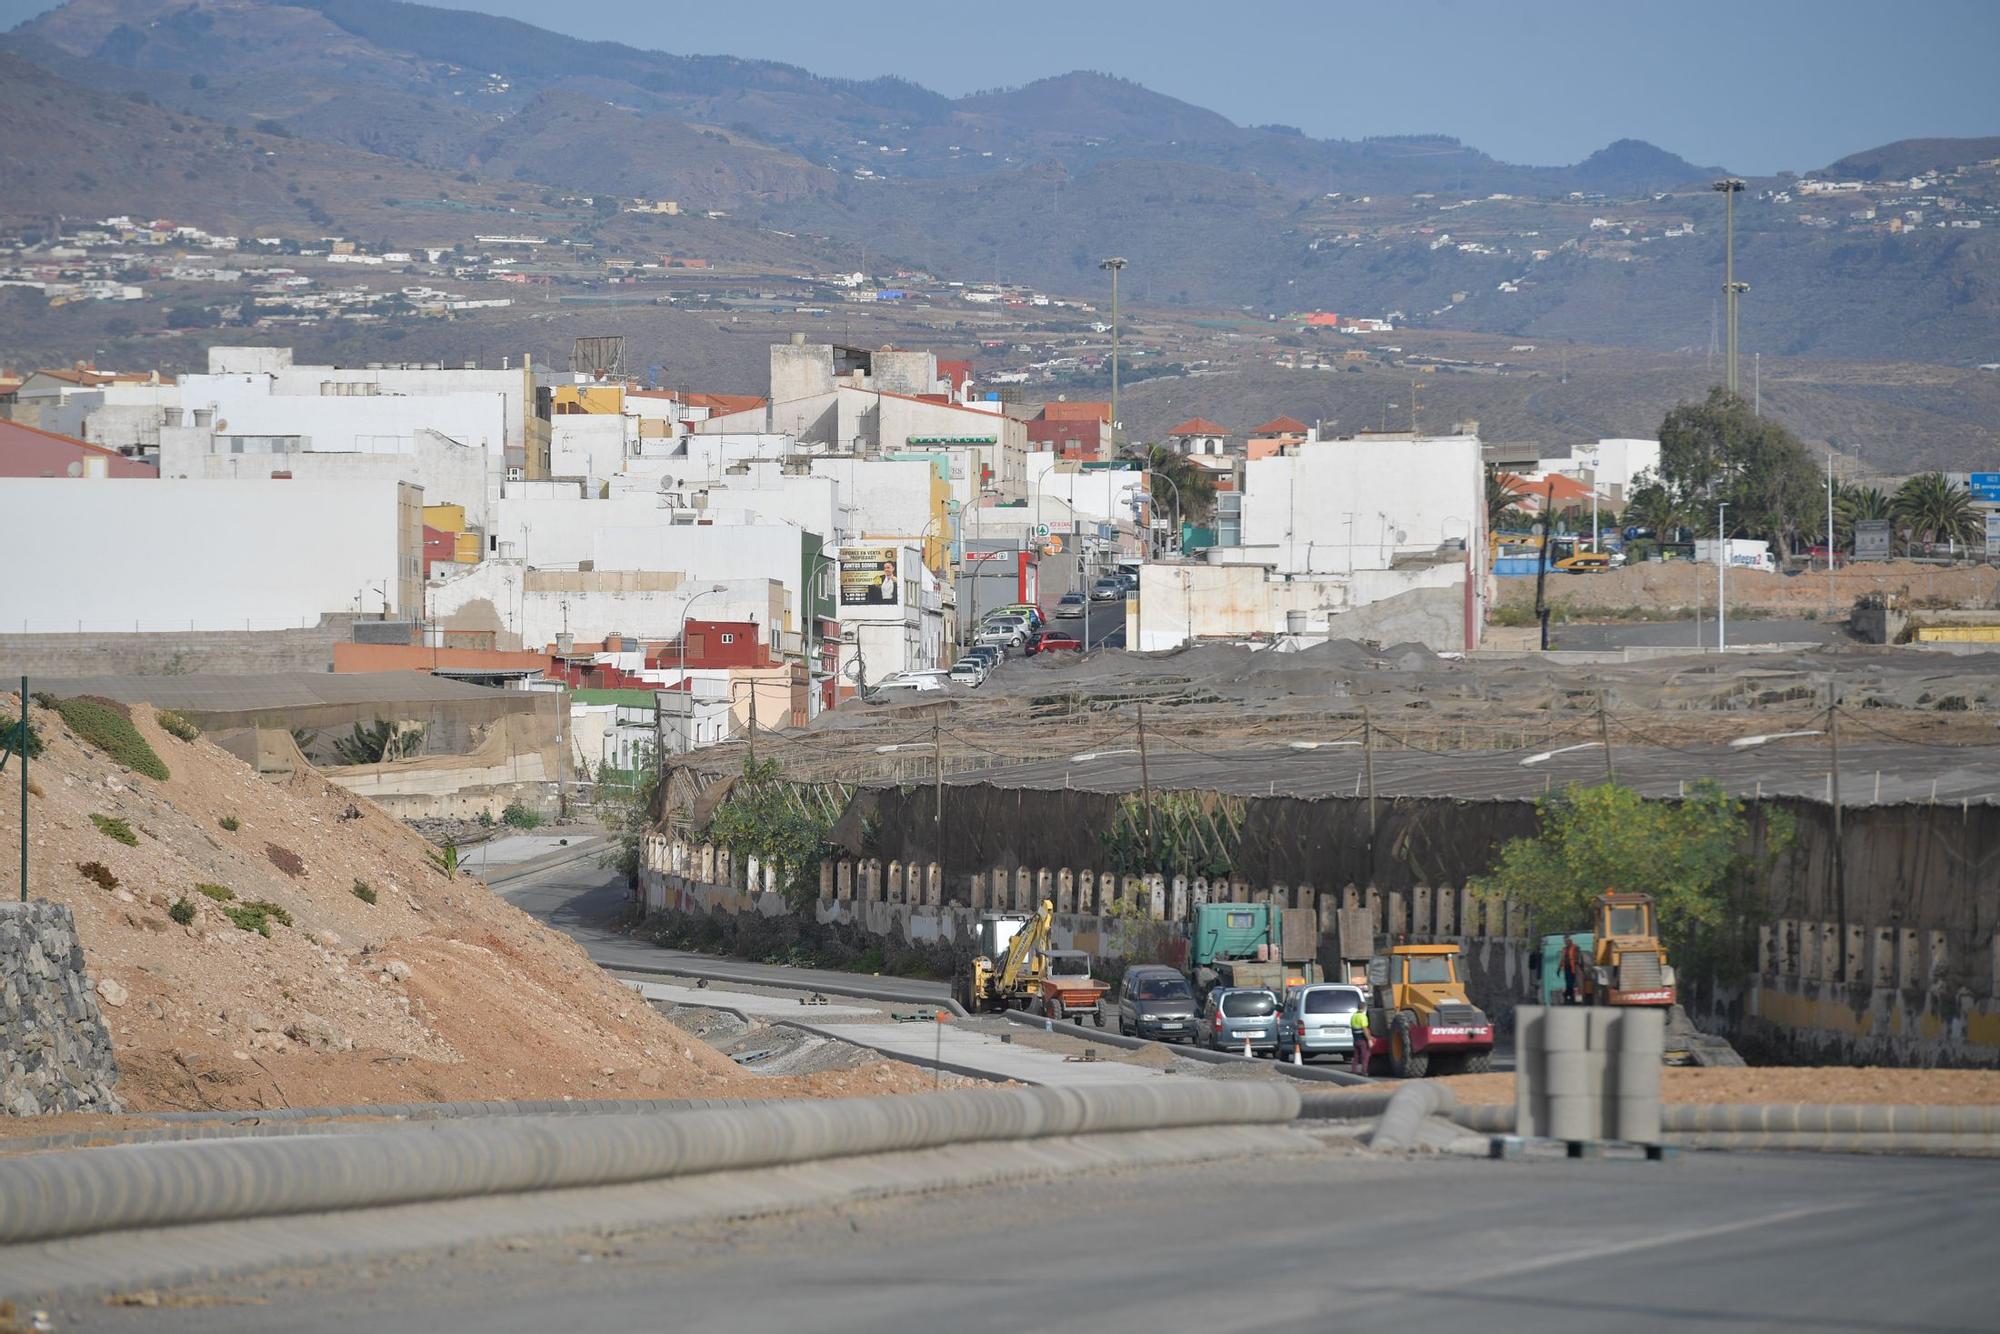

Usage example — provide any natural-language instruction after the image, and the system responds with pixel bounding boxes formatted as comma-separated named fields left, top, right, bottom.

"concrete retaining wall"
left=0, top=618, right=357, bottom=678
left=0, top=902, right=122, bottom=1116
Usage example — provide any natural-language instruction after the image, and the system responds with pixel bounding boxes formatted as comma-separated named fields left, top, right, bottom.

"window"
left=1133, top=976, right=1192, bottom=1001
left=1221, top=991, right=1276, bottom=1018
left=1402, top=956, right=1455, bottom=985
left=1605, top=906, right=1648, bottom=937
left=719, top=633, right=734, bottom=645
left=1303, top=989, right=1361, bottom=1015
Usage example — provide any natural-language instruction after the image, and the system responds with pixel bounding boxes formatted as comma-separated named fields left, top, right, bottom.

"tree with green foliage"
left=1472, top=781, right=1789, bottom=963
left=1622, top=480, right=1689, bottom=542
left=702, top=759, right=837, bottom=911
left=1653, top=388, right=1822, bottom=556
left=1485, top=468, right=1531, bottom=536
left=332, top=719, right=425, bottom=765
left=601, top=759, right=661, bottom=890
left=1891, top=471, right=1978, bottom=551
left=1132, top=443, right=1217, bottom=529
left=1832, top=481, right=1892, bottom=547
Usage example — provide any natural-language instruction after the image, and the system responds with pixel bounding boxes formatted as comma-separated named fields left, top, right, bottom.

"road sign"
left=1972, top=473, right=2000, bottom=502
left=1033, top=523, right=1051, bottom=538
left=1044, top=537, right=1063, bottom=555
left=1854, top=518, right=1893, bottom=561
left=1987, top=511, right=2000, bottom=556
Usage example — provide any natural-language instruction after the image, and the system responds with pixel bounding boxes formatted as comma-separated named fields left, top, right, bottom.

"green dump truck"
left=1185, top=901, right=1322, bottom=1002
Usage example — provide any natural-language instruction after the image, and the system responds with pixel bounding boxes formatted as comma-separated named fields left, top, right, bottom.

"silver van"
left=1275, top=984, right=1366, bottom=1063
left=1200, top=987, right=1279, bottom=1055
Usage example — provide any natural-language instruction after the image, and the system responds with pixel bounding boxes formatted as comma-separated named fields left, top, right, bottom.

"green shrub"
left=266, top=843, right=305, bottom=877
left=195, top=883, right=235, bottom=902
left=53, top=696, right=169, bottom=781
left=155, top=708, right=201, bottom=742
left=168, top=897, right=196, bottom=926
left=218, top=814, right=241, bottom=832
left=89, top=813, right=139, bottom=846
left=223, top=899, right=293, bottom=937
left=501, top=801, right=542, bottom=829
left=0, top=716, right=41, bottom=761
left=352, top=879, right=378, bottom=905
left=76, top=861, right=119, bottom=889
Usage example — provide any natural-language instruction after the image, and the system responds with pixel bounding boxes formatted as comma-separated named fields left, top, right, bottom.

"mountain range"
left=3, top=0, right=1996, bottom=367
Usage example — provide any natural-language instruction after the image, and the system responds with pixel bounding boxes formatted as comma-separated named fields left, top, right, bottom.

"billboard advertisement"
left=839, top=545, right=900, bottom=606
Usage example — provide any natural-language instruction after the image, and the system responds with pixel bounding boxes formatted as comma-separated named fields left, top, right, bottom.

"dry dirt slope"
left=0, top=693, right=931, bottom=1112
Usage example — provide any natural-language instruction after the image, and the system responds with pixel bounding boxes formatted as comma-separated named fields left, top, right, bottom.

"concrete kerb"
left=998, top=1009, right=1373, bottom=1086
left=609, top=959, right=971, bottom=1017
left=0, top=1082, right=1301, bottom=1248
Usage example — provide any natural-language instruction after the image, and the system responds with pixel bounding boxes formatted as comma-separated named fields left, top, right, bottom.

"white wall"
left=172, top=375, right=509, bottom=461
left=836, top=543, right=945, bottom=686
left=809, top=457, right=935, bottom=541
left=548, top=414, right=633, bottom=484
left=1241, top=436, right=1484, bottom=575
left=0, top=478, right=407, bottom=631
left=1131, top=560, right=1468, bottom=652
left=429, top=561, right=784, bottom=650
left=175, top=428, right=491, bottom=527
left=593, top=522, right=808, bottom=631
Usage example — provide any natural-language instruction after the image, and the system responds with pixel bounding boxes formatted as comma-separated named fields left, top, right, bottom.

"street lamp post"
left=1100, top=257, right=1126, bottom=451
left=805, top=553, right=838, bottom=720
left=675, top=584, right=728, bottom=754
left=1715, top=502, right=1730, bottom=654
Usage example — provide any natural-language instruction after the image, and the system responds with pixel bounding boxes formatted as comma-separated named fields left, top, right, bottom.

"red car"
left=1807, top=544, right=1847, bottom=568
left=1025, top=630, right=1083, bottom=655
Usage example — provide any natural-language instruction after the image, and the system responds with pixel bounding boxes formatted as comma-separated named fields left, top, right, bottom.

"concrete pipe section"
left=0, top=1082, right=1301, bottom=1249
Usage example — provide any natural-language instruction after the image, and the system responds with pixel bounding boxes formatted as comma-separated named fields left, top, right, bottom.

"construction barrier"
left=0, top=1082, right=1300, bottom=1247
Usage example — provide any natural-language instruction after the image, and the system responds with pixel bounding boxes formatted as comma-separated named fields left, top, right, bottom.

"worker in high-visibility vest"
left=1348, top=1007, right=1371, bottom=1071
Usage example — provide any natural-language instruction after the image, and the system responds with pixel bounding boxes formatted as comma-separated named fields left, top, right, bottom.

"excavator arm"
left=995, top=900, right=1055, bottom=993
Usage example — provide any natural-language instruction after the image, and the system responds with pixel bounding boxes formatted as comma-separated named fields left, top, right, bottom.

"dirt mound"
left=2, top=694, right=935, bottom=1113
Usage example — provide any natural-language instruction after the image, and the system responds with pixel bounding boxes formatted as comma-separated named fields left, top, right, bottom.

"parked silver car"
left=1200, top=987, right=1280, bottom=1055
left=1275, top=984, right=1366, bottom=1063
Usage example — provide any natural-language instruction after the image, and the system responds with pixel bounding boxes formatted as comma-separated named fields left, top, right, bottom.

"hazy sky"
left=7, top=0, right=1996, bottom=172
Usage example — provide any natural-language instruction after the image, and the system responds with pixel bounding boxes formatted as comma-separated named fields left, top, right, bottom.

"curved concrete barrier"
left=0, top=1082, right=1300, bottom=1246
left=1662, top=1104, right=2000, bottom=1135
left=1368, top=1081, right=1459, bottom=1152
left=143, top=1096, right=755, bottom=1125
left=998, top=1010, right=1372, bottom=1085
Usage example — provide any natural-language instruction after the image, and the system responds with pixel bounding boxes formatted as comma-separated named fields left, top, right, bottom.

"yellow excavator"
left=959, top=898, right=1109, bottom=1026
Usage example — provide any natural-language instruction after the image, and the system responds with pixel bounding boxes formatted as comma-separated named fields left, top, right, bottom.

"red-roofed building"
left=1497, top=470, right=1598, bottom=513
left=1246, top=415, right=1310, bottom=460
left=0, top=419, right=157, bottom=478
left=1030, top=399, right=1112, bottom=461
left=1166, top=416, right=1230, bottom=458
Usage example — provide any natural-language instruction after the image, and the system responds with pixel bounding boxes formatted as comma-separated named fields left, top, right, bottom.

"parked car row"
left=1115, top=964, right=1369, bottom=1065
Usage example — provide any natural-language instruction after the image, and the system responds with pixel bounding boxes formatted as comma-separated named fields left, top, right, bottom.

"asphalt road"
left=84, top=1146, right=2000, bottom=1334
left=491, top=858, right=952, bottom=1006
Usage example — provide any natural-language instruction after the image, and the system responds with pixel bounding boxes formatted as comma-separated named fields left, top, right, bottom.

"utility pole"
left=1100, top=257, right=1126, bottom=451
left=1135, top=700, right=1156, bottom=872
left=1409, top=378, right=1422, bottom=436
left=16, top=677, right=25, bottom=904
left=1754, top=351, right=1761, bottom=415
left=931, top=709, right=944, bottom=834
left=1361, top=704, right=1378, bottom=880
left=1532, top=477, right=1557, bottom=650
left=1711, top=178, right=1746, bottom=393
left=1826, top=449, right=1837, bottom=617
left=746, top=682, right=758, bottom=770
left=1827, top=683, right=1847, bottom=982
left=1597, top=691, right=1615, bottom=784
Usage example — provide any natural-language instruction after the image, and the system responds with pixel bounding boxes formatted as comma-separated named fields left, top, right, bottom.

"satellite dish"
left=214, top=419, right=228, bottom=432
left=65, top=461, right=82, bottom=478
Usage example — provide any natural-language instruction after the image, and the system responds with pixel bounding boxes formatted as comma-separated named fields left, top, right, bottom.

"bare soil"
left=2, top=694, right=939, bottom=1116
left=1434, top=1066, right=2000, bottom=1106
left=1498, top=559, right=2000, bottom=615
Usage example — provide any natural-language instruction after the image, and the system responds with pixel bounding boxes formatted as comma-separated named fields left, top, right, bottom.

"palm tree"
left=1891, top=472, right=1977, bottom=551
left=1486, top=468, right=1531, bottom=537
left=1623, top=482, right=1687, bottom=542
left=1135, top=443, right=1216, bottom=529
left=1832, top=482, right=1891, bottom=546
